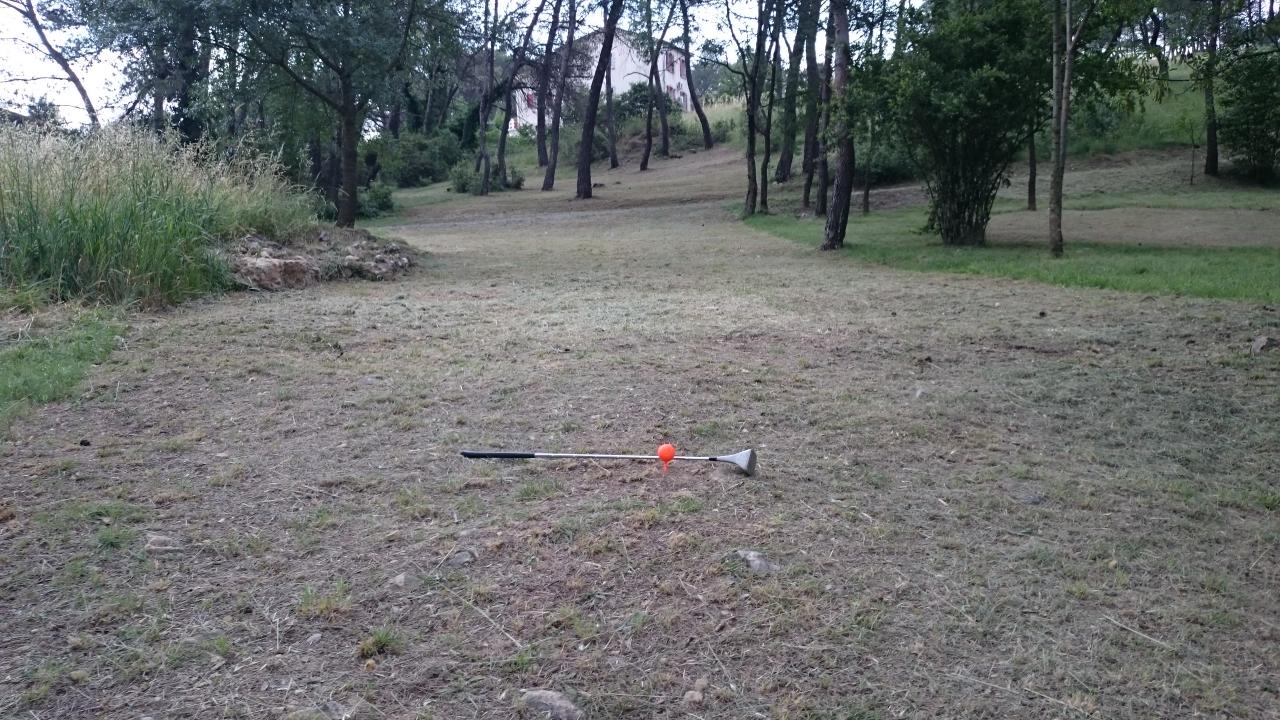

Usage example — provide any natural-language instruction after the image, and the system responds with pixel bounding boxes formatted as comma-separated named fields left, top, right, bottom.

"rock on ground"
left=734, top=549, right=781, bottom=574
left=227, top=229, right=416, bottom=291
left=1251, top=335, right=1278, bottom=354
left=518, top=689, right=583, bottom=719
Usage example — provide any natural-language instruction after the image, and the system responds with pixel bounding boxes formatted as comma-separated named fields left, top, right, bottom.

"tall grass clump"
left=0, top=125, right=314, bottom=306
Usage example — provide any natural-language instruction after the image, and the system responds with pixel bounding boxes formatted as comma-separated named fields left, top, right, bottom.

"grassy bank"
left=749, top=205, right=1280, bottom=303
left=1, top=313, right=120, bottom=434
left=0, top=125, right=314, bottom=306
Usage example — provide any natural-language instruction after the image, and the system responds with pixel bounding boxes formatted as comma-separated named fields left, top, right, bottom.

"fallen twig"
left=1103, top=614, right=1173, bottom=651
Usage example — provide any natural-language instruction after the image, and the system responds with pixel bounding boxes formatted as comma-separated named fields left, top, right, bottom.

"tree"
left=893, top=0, right=1046, bottom=246
left=800, top=0, right=821, bottom=207
left=0, top=0, right=100, bottom=127
left=239, top=0, right=421, bottom=227
left=1048, top=0, right=1144, bottom=255
left=543, top=0, right=577, bottom=189
left=714, top=0, right=775, bottom=215
left=822, top=0, right=854, bottom=249
left=679, top=0, right=713, bottom=149
left=576, top=0, right=627, bottom=199
left=537, top=0, right=565, bottom=166
left=775, top=0, right=810, bottom=182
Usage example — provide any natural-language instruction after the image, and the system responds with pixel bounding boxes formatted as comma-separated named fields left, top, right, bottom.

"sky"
left=0, top=1, right=745, bottom=129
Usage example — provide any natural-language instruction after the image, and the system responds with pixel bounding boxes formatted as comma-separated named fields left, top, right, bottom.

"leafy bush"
left=890, top=0, right=1046, bottom=245
left=449, top=161, right=480, bottom=194
left=370, top=131, right=462, bottom=187
left=1218, top=50, right=1280, bottom=183
left=0, top=125, right=313, bottom=306
left=506, top=166, right=525, bottom=190
left=358, top=182, right=395, bottom=217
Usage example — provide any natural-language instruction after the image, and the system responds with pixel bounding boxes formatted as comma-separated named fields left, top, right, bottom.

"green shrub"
left=449, top=161, right=480, bottom=194
left=506, top=166, right=525, bottom=190
left=0, top=125, right=313, bottom=306
left=368, top=131, right=462, bottom=187
left=1218, top=50, right=1280, bottom=183
left=358, top=182, right=395, bottom=217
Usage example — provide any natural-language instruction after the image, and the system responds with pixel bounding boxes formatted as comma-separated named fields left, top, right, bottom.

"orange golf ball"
left=657, top=443, right=676, bottom=463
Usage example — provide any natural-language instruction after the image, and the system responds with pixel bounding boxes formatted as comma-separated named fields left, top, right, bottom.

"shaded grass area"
left=748, top=204, right=1280, bottom=303
left=1, top=314, right=120, bottom=433
left=1067, top=66, right=1205, bottom=156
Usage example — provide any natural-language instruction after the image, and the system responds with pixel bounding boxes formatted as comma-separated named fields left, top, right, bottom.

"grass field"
left=3, top=146, right=1277, bottom=719
left=1, top=313, right=121, bottom=434
left=748, top=202, right=1280, bottom=303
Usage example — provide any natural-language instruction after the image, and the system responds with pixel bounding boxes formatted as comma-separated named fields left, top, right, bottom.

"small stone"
left=1019, top=492, right=1047, bottom=506
left=388, top=572, right=408, bottom=588
left=445, top=548, right=477, bottom=567
left=79, top=439, right=91, bottom=446
left=144, top=533, right=182, bottom=554
left=734, top=549, right=781, bottom=574
left=68, top=669, right=89, bottom=683
left=306, top=632, right=323, bottom=645
left=1251, top=335, right=1279, bottom=354
left=384, top=529, right=403, bottom=543
left=67, top=635, right=89, bottom=650
left=364, top=658, right=377, bottom=671
left=519, top=689, right=583, bottom=720
left=693, top=677, right=709, bottom=691
left=683, top=690, right=704, bottom=705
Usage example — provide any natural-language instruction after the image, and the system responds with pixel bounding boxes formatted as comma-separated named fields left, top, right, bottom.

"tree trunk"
left=775, top=5, right=807, bottom=183
left=477, top=0, right=496, bottom=194
left=742, top=0, right=773, bottom=217
left=657, top=85, right=671, bottom=157
left=822, top=0, right=853, bottom=250
left=1203, top=0, right=1221, bottom=176
left=1027, top=132, right=1037, bottom=211
left=800, top=0, right=820, bottom=207
left=861, top=118, right=871, bottom=216
left=605, top=0, right=620, bottom=168
left=337, top=98, right=361, bottom=228
left=1049, top=0, right=1067, bottom=256
left=538, top=0, right=565, bottom=167
left=641, top=72, right=656, bottom=170
left=544, top=0, right=577, bottom=189
left=813, top=8, right=834, bottom=218
left=759, top=0, right=783, bottom=214
left=577, top=0, right=627, bottom=199
left=679, top=0, right=713, bottom=149
left=495, top=89, right=514, bottom=188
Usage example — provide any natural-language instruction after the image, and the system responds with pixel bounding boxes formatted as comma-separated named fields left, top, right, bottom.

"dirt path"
left=3, top=148, right=1278, bottom=719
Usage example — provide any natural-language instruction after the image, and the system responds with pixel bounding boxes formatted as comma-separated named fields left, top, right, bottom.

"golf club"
left=460, top=448, right=758, bottom=475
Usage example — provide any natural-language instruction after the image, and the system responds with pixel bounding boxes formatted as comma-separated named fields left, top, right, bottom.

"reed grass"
left=0, top=125, right=314, bottom=306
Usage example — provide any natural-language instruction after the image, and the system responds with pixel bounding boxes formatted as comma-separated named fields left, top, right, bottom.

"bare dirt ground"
left=3, top=148, right=1279, bottom=720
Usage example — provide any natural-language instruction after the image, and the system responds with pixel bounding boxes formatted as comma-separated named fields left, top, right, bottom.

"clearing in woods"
left=2, top=148, right=1278, bottom=719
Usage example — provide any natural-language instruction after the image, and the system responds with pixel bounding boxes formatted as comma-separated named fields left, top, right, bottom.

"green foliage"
left=370, top=131, right=463, bottom=187
left=506, top=165, right=525, bottom=190
left=890, top=0, right=1047, bottom=245
left=748, top=206, right=1280, bottom=303
left=0, top=125, right=313, bottom=305
left=1217, top=50, right=1280, bottom=182
left=358, top=182, right=395, bottom=217
left=1, top=314, right=120, bottom=433
left=449, top=162, right=480, bottom=194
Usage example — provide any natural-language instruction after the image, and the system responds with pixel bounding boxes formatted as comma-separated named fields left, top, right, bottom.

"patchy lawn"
left=750, top=191, right=1280, bottom=303
left=2, top=148, right=1277, bottom=719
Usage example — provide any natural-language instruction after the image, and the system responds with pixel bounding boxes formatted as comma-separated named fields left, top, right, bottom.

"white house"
left=511, top=30, right=694, bottom=129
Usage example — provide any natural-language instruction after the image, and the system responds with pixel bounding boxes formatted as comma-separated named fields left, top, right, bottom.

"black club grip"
left=460, top=450, right=535, bottom=459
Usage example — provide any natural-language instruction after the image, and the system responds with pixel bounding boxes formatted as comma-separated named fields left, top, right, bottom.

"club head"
left=714, top=449, right=757, bottom=476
